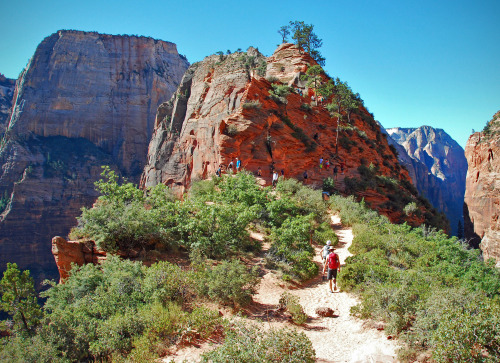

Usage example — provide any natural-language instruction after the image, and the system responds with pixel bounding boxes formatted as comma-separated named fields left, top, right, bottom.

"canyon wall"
left=0, top=74, right=15, bottom=136
left=386, top=126, right=467, bottom=235
left=0, top=30, right=188, bottom=283
left=464, top=111, right=500, bottom=264
left=142, top=43, right=445, bottom=229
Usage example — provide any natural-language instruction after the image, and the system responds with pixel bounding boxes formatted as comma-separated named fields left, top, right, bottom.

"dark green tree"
left=300, top=65, right=324, bottom=102
left=0, top=263, right=42, bottom=333
left=278, top=25, right=290, bottom=43
left=288, top=21, right=325, bottom=66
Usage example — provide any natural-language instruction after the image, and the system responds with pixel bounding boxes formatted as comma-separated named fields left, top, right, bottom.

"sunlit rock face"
left=142, top=43, right=439, bottom=228
left=0, top=74, right=15, bottom=137
left=464, top=111, right=500, bottom=264
left=0, top=30, right=188, bottom=284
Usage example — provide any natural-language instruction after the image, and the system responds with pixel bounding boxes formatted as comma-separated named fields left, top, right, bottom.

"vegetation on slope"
left=1, top=171, right=336, bottom=361
left=332, top=195, right=500, bottom=362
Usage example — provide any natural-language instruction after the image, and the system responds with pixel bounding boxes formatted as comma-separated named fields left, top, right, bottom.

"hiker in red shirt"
left=322, top=246, right=340, bottom=293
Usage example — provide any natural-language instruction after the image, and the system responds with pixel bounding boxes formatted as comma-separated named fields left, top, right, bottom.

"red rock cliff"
left=464, top=111, right=500, bottom=265
left=142, top=44, right=442, bottom=227
left=0, top=30, right=188, bottom=283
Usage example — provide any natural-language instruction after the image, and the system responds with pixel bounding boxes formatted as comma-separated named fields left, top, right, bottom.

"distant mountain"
left=386, top=126, right=467, bottom=235
left=0, top=30, right=188, bottom=284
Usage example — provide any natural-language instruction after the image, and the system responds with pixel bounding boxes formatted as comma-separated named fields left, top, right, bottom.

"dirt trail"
left=164, top=215, right=400, bottom=362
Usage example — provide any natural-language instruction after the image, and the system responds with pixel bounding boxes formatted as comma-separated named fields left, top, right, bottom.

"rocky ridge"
left=0, top=74, right=15, bottom=137
left=386, top=126, right=467, bottom=235
left=464, top=111, right=500, bottom=264
left=0, top=30, right=188, bottom=282
left=142, top=43, right=443, bottom=228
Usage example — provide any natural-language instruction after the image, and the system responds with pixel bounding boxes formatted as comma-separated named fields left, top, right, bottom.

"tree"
left=300, top=65, right=324, bottom=102
left=278, top=25, right=290, bottom=43
left=288, top=21, right=325, bottom=66
left=0, top=263, right=42, bottom=333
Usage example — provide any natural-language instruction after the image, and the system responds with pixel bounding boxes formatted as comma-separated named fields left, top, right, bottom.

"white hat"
left=326, top=240, right=331, bottom=245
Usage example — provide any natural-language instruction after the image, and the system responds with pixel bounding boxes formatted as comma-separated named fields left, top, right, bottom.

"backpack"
left=327, top=253, right=340, bottom=269
left=322, top=246, right=330, bottom=259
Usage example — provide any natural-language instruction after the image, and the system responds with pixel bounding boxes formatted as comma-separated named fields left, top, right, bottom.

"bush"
left=279, top=292, right=307, bottom=325
left=300, top=103, right=312, bottom=112
left=269, top=84, right=292, bottom=104
left=226, top=124, right=239, bottom=136
left=201, top=322, right=315, bottom=362
left=242, top=100, right=262, bottom=109
left=200, top=260, right=259, bottom=307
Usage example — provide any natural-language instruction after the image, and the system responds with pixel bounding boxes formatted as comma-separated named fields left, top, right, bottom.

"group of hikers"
left=215, top=158, right=242, bottom=177
left=320, top=240, right=341, bottom=293
left=319, top=157, right=346, bottom=180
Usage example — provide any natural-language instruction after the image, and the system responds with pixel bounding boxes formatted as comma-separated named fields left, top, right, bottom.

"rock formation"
left=142, top=43, right=443, bottom=228
left=464, top=111, right=500, bottom=264
left=386, top=126, right=467, bottom=235
left=0, top=74, right=15, bottom=136
left=0, top=30, right=188, bottom=284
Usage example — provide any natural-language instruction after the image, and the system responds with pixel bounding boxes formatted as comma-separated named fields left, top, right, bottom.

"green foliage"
left=403, top=202, right=418, bottom=216
left=0, top=263, right=41, bottom=333
left=0, top=257, right=225, bottom=362
left=330, top=195, right=500, bottom=362
left=322, top=177, right=335, bottom=193
left=300, top=65, right=324, bottom=96
left=225, top=124, right=238, bottom=136
left=199, top=259, right=259, bottom=307
left=201, top=321, right=315, bottom=362
left=287, top=20, right=325, bottom=66
left=280, top=115, right=317, bottom=152
left=269, top=215, right=318, bottom=281
left=279, top=292, right=307, bottom=325
left=269, top=83, right=292, bottom=104
left=242, top=100, right=262, bottom=109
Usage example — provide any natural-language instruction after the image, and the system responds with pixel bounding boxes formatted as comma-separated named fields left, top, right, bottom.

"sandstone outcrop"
left=142, top=43, right=443, bottom=228
left=386, top=126, right=467, bottom=235
left=0, top=30, right=188, bottom=283
left=464, top=111, right=500, bottom=264
left=0, top=74, right=15, bottom=136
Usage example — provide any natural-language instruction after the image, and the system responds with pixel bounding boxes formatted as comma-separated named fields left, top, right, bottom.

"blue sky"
left=1, top=0, right=499, bottom=148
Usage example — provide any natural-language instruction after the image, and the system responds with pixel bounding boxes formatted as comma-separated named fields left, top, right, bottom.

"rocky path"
left=164, top=215, right=400, bottom=362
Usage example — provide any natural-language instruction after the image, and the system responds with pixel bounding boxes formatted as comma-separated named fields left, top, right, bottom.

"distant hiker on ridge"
left=323, top=246, right=340, bottom=293
left=236, top=158, right=241, bottom=172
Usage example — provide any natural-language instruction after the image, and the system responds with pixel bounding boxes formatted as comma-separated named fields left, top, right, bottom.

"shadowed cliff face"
left=386, top=126, right=467, bottom=235
left=0, top=74, right=15, bottom=137
left=464, top=111, right=500, bottom=265
left=142, top=43, right=443, bottom=228
left=0, top=30, right=189, bottom=284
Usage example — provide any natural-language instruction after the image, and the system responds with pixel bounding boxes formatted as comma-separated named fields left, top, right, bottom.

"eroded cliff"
left=0, top=74, right=15, bottom=137
left=464, top=111, right=500, bottom=264
left=142, top=43, right=444, bottom=228
left=0, top=30, right=188, bottom=283
left=386, top=126, right=467, bottom=235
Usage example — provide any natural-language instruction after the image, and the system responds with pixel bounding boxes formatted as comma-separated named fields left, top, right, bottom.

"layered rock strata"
left=386, top=126, right=467, bottom=235
left=464, top=111, right=500, bottom=264
left=0, top=30, right=188, bottom=283
left=142, top=43, right=441, bottom=228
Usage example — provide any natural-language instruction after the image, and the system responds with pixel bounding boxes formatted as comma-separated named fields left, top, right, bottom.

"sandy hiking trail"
left=164, top=215, right=400, bottom=362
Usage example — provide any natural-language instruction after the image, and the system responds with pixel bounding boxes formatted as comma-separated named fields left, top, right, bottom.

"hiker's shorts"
left=327, top=268, right=337, bottom=280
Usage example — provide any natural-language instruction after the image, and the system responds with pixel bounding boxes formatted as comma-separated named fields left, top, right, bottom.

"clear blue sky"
left=1, top=0, right=499, bottom=148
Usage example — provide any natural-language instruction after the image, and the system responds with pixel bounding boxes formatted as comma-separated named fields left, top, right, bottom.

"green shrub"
left=200, top=259, right=259, bottom=307
left=322, top=177, right=335, bottom=193
left=300, top=103, right=312, bottom=112
left=201, top=322, right=315, bottom=362
left=226, top=124, right=239, bottom=136
left=279, top=292, right=307, bottom=325
left=242, top=100, right=262, bottom=109
left=269, top=84, right=291, bottom=104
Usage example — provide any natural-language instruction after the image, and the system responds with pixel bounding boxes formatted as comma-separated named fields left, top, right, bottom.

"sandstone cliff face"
left=142, top=43, right=439, bottom=227
left=0, top=30, right=188, bottom=283
left=0, top=74, right=15, bottom=136
left=464, top=111, right=500, bottom=264
left=386, top=126, right=467, bottom=235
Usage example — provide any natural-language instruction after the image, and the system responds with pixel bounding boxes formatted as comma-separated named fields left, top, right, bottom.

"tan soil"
left=163, top=215, right=400, bottom=362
